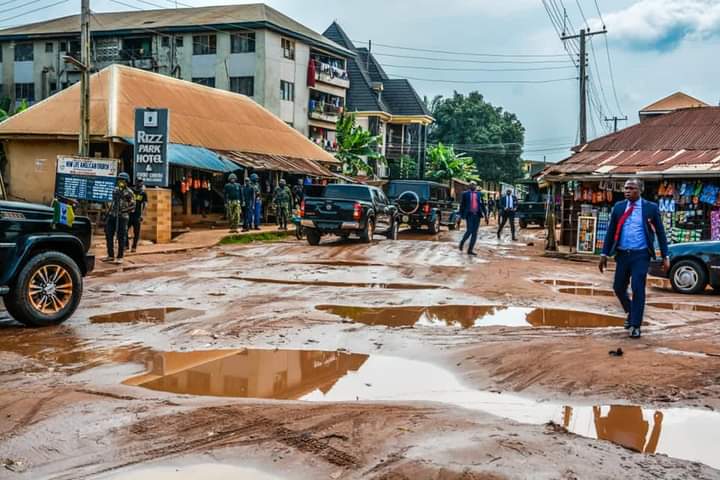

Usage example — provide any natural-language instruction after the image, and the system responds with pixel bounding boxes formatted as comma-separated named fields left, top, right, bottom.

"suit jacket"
left=500, top=194, right=519, bottom=212
left=601, top=199, right=669, bottom=259
left=459, top=190, right=486, bottom=220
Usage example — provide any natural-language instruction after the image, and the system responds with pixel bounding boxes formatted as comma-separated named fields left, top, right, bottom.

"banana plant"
left=335, top=112, right=385, bottom=176
left=426, top=143, right=479, bottom=183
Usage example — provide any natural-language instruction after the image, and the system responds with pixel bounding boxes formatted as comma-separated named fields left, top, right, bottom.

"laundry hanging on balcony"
left=307, top=58, right=317, bottom=88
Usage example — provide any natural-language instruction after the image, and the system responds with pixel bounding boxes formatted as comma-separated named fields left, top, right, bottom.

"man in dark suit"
left=457, top=181, right=486, bottom=256
left=497, top=189, right=518, bottom=241
left=599, top=179, right=670, bottom=338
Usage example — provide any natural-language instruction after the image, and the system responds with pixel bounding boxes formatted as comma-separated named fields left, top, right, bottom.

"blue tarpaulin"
left=125, top=139, right=240, bottom=173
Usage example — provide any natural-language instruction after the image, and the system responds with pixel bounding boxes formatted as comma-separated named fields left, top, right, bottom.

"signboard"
left=576, top=216, right=597, bottom=254
left=134, top=108, right=169, bottom=187
left=54, top=156, right=118, bottom=202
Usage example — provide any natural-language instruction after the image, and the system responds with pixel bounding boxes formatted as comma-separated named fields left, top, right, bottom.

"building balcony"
left=309, top=101, right=343, bottom=123
left=313, top=60, right=349, bottom=89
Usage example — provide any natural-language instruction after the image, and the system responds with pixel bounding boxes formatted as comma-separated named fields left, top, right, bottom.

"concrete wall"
left=5, top=140, right=77, bottom=205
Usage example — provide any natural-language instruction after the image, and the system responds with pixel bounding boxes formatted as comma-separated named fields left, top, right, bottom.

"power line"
left=382, top=63, right=575, bottom=72
left=373, top=52, right=571, bottom=65
left=393, top=75, right=577, bottom=85
left=0, top=0, right=69, bottom=25
left=352, top=39, right=568, bottom=58
left=574, top=0, right=590, bottom=29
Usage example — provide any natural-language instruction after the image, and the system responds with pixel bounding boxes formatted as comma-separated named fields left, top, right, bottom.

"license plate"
left=318, top=223, right=336, bottom=229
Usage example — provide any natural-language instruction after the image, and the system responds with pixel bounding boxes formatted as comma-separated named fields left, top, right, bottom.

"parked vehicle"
left=649, top=241, right=720, bottom=294
left=385, top=180, right=458, bottom=234
left=0, top=200, right=95, bottom=326
left=300, top=184, right=400, bottom=245
left=516, top=179, right=546, bottom=229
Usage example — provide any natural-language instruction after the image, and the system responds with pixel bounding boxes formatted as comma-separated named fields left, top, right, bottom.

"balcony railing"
left=312, top=60, right=349, bottom=88
left=309, top=101, right=344, bottom=122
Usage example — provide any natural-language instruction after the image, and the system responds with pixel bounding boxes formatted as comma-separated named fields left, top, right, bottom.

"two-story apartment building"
left=0, top=3, right=352, bottom=140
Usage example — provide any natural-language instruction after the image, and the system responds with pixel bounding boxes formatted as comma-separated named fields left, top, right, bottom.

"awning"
left=124, top=139, right=240, bottom=173
left=220, top=151, right=335, bottom=177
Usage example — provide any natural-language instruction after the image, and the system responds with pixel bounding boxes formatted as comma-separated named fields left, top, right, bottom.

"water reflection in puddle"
left=533, top=279, right=593, bottom=287
left=557, top=287, right=615, bottom=297
left=125, top=349, right=720, bottom=469
left=316, top=305, right=625, bottom=328
left=104, top=463, right=284, bottom=480
left=648, top=303, right=720, bottom=313
left=90, top=308, right=203, bottom=324
left=228, top=277, right=447, bottom=290
left=647, top=277, right=672, bottom=290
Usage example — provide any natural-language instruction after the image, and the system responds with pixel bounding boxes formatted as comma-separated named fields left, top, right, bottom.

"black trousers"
left=127, top=216, right=142, bottom=250
left=106, top=215, right=129, bottom=259
left=497, top=211, right=516, bottom=238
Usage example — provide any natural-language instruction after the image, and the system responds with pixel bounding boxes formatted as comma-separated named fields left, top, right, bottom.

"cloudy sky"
left=5, top=0, right=720, bottom=161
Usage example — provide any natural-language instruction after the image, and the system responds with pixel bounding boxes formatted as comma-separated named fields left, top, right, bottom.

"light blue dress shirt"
left=618, top=199, right=646, bottom=250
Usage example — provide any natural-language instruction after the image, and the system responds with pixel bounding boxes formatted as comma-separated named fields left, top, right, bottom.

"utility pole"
left=561, top=27, right=606, bottom=145
left=79, top=0, right=91, bottom=157
left=604, top=115, right=628, bottom=133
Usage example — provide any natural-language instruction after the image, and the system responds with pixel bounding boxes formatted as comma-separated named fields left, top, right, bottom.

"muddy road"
left=1, top=226, right=719, bottom=479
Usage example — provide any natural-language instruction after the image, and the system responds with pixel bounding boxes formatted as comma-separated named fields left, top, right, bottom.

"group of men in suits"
left=457, top=182, right=519, bottom=255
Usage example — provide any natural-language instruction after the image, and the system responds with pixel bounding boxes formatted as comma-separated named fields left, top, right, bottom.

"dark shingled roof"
left=323, top=22, right=430, bottom=117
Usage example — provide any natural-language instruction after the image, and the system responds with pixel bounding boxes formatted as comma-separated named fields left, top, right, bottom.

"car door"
left=371, top=188, right=391, bottom=232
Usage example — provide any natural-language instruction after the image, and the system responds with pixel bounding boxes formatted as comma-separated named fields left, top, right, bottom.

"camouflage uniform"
left=224, top=176, right=242, bottom=232
left=273, top=183, right=293, bottom=230
left=105, top=176, right=136, bottom=262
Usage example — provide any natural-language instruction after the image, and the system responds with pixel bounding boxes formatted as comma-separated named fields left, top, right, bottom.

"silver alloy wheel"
left=674, top=265, right=699, bottom=291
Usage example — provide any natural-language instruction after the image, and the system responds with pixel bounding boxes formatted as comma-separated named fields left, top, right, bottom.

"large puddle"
left=557, top=287, right=615, bottom=297
left=533, top=279, right=593, bottom=287
left=648, top=303, right=720, bottom=313
left=90, top=308, right=203, bottom=324
left=316, top=305, right=625, bottom=328
left=104, top=463, right=283, bottom=480
left=228, top=277, right=447, bottom=290
left=124, top=348, right=720, bottom=469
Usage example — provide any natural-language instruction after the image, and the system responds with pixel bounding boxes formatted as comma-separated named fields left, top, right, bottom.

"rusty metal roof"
left=0, top=65, right=339, bottom=166
left=222, top=151, right=335, bottom=178
left=543, top=107, right=720, bottom=179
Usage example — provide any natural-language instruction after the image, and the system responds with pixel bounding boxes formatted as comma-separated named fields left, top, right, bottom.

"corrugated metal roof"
left=0, top=65, right=339, bottom=165
left=0, top=4, right=352, bottom=57
left=221, top=151, right=334, bottom=177
left=125, top=139, right=239, bottom=173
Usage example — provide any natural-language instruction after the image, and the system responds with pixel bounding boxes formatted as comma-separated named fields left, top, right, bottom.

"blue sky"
left=5, top=0, right=720, bottom=161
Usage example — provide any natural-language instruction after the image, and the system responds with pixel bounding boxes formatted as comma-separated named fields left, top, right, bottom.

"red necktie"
left=470, top=192, right=478, bottom=213
left=614, top=203, right=635, bottom=243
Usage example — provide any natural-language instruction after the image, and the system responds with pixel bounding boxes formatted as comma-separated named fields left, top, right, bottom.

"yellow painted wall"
left=5, top=140, right=78, bottom=205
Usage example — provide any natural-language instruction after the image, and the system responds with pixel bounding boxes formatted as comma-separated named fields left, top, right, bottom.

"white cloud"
left=595, top=0, right=720, bottom=51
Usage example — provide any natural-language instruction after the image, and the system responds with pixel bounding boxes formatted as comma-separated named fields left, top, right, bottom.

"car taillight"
left=299, top=200, right=305, bottom=217
left=353, top=202, right=362, bottom=220
left=423, top=203, right=431, bottom=215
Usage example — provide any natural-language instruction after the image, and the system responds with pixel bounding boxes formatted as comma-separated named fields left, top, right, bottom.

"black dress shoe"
left=468, top=251, right=477, bottom=256
left=630, top=327, right=641, bottom=338
left=459, top=243, right=464, bottom=251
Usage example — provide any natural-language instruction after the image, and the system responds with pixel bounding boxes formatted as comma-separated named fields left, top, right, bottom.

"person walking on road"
left=126, top=178, right=147, bottom=253
left=497, top=189, right=518, bottom=241
left=103, top=172, right=135, bottom=265
left=273, top=179, right=293, bottom=230
left=599, top=178, right=670, bottom=338
left=224, top=173, right=242, bottom=233
left=457, top=181, right=486, bottom=256
left=292, top=178, right=304, bottom=206
left=241, top=177, right=256, bottom=232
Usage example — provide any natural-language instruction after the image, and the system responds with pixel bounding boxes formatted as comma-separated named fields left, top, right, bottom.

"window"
left=45, top=42, right=53, bottom=53
left=281, top=38, right=295, bottom=60
left=231, top=32, right=255, bottom=53
left=193, top=34, right=216, bottom=55
left=59, top=41, right=67, bottom=52
left=122, top=37, right=152, bottom=58
left=14, top=43, right=33, bottom=62
left=161, top=36, right=169, bottom=48
left=230, top=76, right=254, bottom=96
left=280, top=80, right=294, bottom=101
left=192, top=77, right=215, bottom=87
left=175, top=36, right=184, bottom=47
left=15, top=83, right=35, bottom=102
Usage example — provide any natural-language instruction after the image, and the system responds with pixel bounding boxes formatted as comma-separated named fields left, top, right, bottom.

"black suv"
left=385, top=180, right=458, bottom=234
left=1, top=200, right=95, bottom=326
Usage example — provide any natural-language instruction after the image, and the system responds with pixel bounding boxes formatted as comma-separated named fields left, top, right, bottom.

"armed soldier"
left=273, top=179, right=294, bottom=230
left=224, top=173, right=242, bottom=233
left=103, top=172, right=136, bottom=265
left=241, top=177, right=256, bottom=232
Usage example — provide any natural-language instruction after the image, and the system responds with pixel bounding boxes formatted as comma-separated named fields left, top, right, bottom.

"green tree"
left=335, top=112, right=384, bottom=176
left=388, top=154, right=417, bottom=179
left=0, top=98, right=29, bottom=121
left=429, top=92, right=524, bottom=183
left=426, top=143, right=478, bottom=183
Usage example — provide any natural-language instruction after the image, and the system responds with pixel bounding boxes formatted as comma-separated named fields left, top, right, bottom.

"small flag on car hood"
left=52, top=199, right=75, bottom=227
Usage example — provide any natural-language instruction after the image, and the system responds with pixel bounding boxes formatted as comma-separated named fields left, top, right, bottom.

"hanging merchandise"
left=700, top=184, right=719, bottom=205
left=712, top=210, right=720, bottom=241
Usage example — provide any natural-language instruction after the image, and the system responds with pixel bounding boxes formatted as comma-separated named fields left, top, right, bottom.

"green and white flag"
left=52, top=200, right=75, bottom=227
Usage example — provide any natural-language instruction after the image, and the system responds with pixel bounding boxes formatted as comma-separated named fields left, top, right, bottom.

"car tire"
left=360, top=218, right=375, bottom=243
left=428, top=215, right=441, bottom=234
left=306, top=229, right=321, bottom=246
left=669, top=259, right=708, bottom=294
left=538, top=220, right=545, bottom=229
left=519, top=219, right=528, bottom=229
left=4, top=251, right=83, bottom=327
left=385, top=219, right=399, bottom=240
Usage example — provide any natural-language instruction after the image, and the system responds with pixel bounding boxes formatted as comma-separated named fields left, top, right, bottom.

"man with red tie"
left=457, top=181, right=486, bottom=256
left=599, top=179, right=670, bottom=338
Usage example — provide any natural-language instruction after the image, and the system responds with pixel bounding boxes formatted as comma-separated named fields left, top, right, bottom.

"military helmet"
left=228, top=173, right=238, bottom=182
left=118, top=172, right=130, bottom=182
left=250, top=173, right=259, bottom=182
left=279, top=179, right=286, bottom=186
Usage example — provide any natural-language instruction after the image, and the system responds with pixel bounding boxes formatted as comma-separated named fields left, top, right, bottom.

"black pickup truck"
left=1, top=200, right=95, bottom=326
left=300, top=184, right=400, bottom=245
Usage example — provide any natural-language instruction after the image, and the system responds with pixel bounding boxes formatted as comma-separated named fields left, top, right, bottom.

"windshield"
left=387, top=182, right=429, bottom=199
left=324, top=185, right=372, bottom=201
